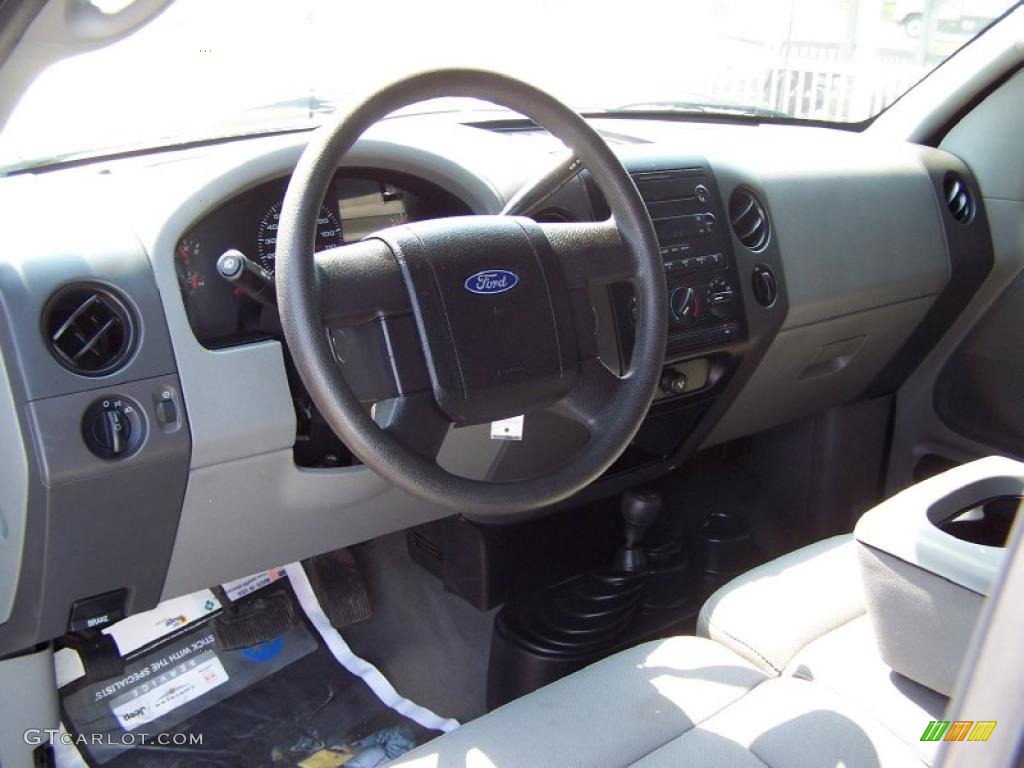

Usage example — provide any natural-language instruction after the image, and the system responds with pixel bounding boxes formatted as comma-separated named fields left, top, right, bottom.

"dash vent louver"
left=729, top=189, right=770, bottom=251
left=42, top=284, right=135, bottom=376
left=944, top=174, right=973, bottom=224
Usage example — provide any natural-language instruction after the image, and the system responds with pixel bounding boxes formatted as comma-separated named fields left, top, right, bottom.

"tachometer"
left=256, top=201, right=343, bottom=272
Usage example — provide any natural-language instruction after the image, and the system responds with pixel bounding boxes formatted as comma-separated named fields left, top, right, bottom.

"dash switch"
left=68, top=589, right=127, bottom=632
left=157, top=398, right=178, bottom=425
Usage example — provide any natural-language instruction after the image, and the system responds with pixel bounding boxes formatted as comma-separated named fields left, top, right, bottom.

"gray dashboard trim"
left=696, top=137, right=950, bottom=446
left=734, top=142, right=948, bottom=330
left=0, top=190, right=178, bottom=402
left=706, top=295, right=936, bottom=446
left=161, top=449, right=448, bottom=598
left=0, top=337, right=27, bottom=625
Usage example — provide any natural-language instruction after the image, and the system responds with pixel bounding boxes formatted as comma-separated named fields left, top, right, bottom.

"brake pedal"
left=304, top=548, right=372, bottom=628
left=210, top=587, right=299, bottom=651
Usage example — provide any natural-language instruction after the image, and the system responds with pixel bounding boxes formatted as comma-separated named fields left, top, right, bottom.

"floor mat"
left=343, top=533, right=497, bottom=723
left=57, top=564, right=457, bottom=768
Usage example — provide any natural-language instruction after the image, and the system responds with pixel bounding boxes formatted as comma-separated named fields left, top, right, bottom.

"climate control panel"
left=669, top=278, right=738, bottom=327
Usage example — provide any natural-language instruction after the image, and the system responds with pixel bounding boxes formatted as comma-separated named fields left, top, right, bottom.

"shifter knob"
left=621, top=489, right=662, bottom=544
left=615, top=488, right=662, bottom=571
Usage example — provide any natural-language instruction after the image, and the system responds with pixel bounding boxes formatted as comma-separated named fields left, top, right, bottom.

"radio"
left=612, top=168, right=745, bottom=361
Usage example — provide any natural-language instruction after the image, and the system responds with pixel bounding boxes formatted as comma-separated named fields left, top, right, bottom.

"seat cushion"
left=697, top=534, right=865, bottom=674
left=633, top=676, right=928, bottom=768
left=784, top=615, right=948, bottom=766
left=390, top=636, right=769, bottom=767
left=391, top=635, right=929, bottom=768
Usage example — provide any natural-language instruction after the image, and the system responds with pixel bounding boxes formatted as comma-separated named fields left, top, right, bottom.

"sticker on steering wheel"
left=490, top=415, right=524, bottom=441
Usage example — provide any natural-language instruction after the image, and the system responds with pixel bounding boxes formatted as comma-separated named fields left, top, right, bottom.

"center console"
left=855, top=456, right=1022, bottom=696
left=568, top=157, right=788, bottom=497
left=611, top=167, right=746, bottom=372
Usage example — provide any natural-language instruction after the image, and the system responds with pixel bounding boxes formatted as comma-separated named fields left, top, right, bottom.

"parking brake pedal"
left=304, top=548, right=372, bottom=628
left=56, top=630, right=124, bottom=683
left=209, top=586, right=299, bottom=651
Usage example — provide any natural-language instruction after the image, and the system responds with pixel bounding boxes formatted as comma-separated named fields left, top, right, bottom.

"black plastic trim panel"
left=866, top=148, right=994, bottom=396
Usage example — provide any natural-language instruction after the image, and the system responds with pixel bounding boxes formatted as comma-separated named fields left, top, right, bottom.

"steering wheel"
left=276, top=69, right=666, bottom=517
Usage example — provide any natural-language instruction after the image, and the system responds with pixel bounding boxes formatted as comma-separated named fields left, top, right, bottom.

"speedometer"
left=256, top=201, right=343, bottom=272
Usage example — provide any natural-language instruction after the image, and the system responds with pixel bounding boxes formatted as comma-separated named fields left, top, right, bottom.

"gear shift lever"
left=614, top=488, right=662, bottom=572
left=488, top=486, right=664, bottom=707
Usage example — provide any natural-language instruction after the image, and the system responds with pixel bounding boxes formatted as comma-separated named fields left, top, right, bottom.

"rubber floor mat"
left=58, top=568, right=455, bottom=767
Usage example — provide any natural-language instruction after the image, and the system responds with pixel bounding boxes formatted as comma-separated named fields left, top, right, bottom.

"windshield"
left=0, top=0, right=1017, bottom=172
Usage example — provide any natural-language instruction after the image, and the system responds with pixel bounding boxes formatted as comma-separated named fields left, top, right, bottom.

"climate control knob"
left=670, top=286, right=702, bottom=328
left=707, top=278, right=736, bottom=321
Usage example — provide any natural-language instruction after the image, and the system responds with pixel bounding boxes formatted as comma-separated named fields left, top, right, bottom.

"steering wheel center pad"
left=375, top=215, right=577, bottom=424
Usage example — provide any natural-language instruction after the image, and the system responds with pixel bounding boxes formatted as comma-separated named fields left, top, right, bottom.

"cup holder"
left=938, top=495, right=1021, bottom=547
left=697, top=511, right=755, bottom=575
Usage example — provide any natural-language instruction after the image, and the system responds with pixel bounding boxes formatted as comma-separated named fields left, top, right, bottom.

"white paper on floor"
left=54, top=563, right=459, bottom=767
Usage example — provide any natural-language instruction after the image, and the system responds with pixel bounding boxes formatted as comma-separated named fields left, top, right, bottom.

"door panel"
left=886, top=70, right=1024, bottom=493
left=934, top=270, right=1024, bottom=456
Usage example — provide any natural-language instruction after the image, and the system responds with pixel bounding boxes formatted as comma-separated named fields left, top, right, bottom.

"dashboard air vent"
left=944, top=174, right=973, bottom=223
left=728, top=189, right=770, bottom=251
left=42, top=284, right=135, bottom=376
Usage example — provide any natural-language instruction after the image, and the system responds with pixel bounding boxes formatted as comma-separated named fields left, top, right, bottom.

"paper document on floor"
left=55, top=562, right=459, bottom=767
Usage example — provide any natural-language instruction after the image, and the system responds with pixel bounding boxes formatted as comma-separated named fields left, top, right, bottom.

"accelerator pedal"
left=304, top=548, right=372, bottom=628
left=210, top=586, right=298, bottom=651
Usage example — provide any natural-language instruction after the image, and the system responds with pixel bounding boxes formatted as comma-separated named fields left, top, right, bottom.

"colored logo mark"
left=241, top=635, right=284, bottom=662
left=464, top=269, right=519, bottom=295
left=921, top=720, right=997, bottom=742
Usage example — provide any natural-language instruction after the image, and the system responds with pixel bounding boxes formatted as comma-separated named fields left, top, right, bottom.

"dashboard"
left=0, top=113, right=995, bottom=656
left=175, top=171, right=470, bottom=348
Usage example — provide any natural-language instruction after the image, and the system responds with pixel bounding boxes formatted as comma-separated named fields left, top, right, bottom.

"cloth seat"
left=391, top=536, right=948, bottom=767
left=697, top=533, right=950, bottom=764
left=784, top=615, right=947, bottom=766
left=697, top=535, right=865, bottom=675
left=393, top=636, right=769, bottom=767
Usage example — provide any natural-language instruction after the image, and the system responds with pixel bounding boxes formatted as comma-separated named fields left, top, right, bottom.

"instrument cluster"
left=175, top=171, right=469, bottom=347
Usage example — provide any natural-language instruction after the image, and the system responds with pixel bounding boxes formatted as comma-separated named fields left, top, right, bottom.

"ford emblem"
left=464, top=269, right=519, bottom=295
